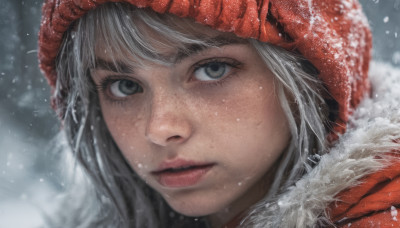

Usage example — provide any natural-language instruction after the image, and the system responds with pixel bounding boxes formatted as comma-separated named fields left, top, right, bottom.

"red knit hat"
left=38, top=0, right=372, bottom=140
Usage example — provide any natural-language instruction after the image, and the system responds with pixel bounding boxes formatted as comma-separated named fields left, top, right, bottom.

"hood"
left=244, top=62, right=400, bottom=227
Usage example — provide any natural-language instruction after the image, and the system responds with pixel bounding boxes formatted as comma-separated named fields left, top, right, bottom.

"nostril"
left=167, top=135, right=182, bottom=142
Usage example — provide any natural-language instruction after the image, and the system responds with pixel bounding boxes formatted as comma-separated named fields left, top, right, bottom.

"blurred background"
left=0, top=0, right=400, bottom=227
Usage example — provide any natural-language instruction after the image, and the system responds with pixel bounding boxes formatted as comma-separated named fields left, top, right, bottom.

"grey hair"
left=52, top=2, right=330, bottom=227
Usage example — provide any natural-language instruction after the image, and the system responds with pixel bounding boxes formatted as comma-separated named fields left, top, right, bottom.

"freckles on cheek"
left=100, top=101, right=145, bottom=139
left=100, top=106, right=148, bottom=166
left=215, top=89, right=272, bottom=124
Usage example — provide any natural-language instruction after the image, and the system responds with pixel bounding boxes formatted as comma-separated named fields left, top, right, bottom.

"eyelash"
left=95, top=58, right=242, bottom=103
left=191, top=58, right=242, bottom=87
left=96, top=76, right=139, bottom=104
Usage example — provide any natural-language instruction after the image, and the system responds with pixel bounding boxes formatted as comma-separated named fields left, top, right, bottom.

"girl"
left=38, top=0, right=400, bottom=227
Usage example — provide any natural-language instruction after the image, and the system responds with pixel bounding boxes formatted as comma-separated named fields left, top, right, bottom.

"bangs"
left=75, top=3, right=217, bottom=72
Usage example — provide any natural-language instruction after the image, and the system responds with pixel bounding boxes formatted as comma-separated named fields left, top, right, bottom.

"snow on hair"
left=52, top=2, right=329, bottom=227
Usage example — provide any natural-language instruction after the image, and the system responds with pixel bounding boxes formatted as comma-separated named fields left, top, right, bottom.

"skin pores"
left=91, top=20, right=291, bottom=227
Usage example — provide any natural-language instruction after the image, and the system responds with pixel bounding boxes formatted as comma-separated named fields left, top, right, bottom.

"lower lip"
left=155, top=165, right=213, bottom=188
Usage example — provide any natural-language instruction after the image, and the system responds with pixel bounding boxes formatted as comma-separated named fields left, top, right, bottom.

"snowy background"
left=0, top=0, right=399, bottom=227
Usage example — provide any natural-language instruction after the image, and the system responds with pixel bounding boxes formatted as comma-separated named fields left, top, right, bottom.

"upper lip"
left=151, top=158, right=214, bottom=174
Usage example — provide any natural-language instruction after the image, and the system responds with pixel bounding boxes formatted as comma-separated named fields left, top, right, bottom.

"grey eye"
left=194, top=62, right=231, bottom=81
left=110, top=79, right=143, bottom=97
left=205, top=63, right=226, bottom=78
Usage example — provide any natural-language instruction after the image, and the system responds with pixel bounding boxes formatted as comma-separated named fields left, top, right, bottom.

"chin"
left=165, top=196, right=227, bottom=217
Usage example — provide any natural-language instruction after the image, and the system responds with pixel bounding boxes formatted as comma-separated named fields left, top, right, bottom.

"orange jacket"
left=329, top=159, right=400, bottom=227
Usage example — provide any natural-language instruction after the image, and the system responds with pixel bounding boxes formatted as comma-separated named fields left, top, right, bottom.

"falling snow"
left=0, top=0, right=399, bottom=228
left=391, top=206, right=398, bottom=221
left=383, top=16, right=389, bottom=23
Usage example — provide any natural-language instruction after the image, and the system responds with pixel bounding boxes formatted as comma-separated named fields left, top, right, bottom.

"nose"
left=145, top=93, right=193, bottom=147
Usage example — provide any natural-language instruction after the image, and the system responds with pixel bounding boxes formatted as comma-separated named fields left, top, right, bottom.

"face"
left=90, top=18, right=290, bottom=226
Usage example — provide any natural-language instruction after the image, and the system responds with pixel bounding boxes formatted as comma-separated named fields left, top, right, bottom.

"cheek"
left=210, top=77, right=287, bottom=138
left=207, top=77, right=290, bottom=174
left=99, top=100, right=151, bottom=172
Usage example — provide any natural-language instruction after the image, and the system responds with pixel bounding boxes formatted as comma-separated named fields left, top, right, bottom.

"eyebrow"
left=92, top=35, right=247, bottom=74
